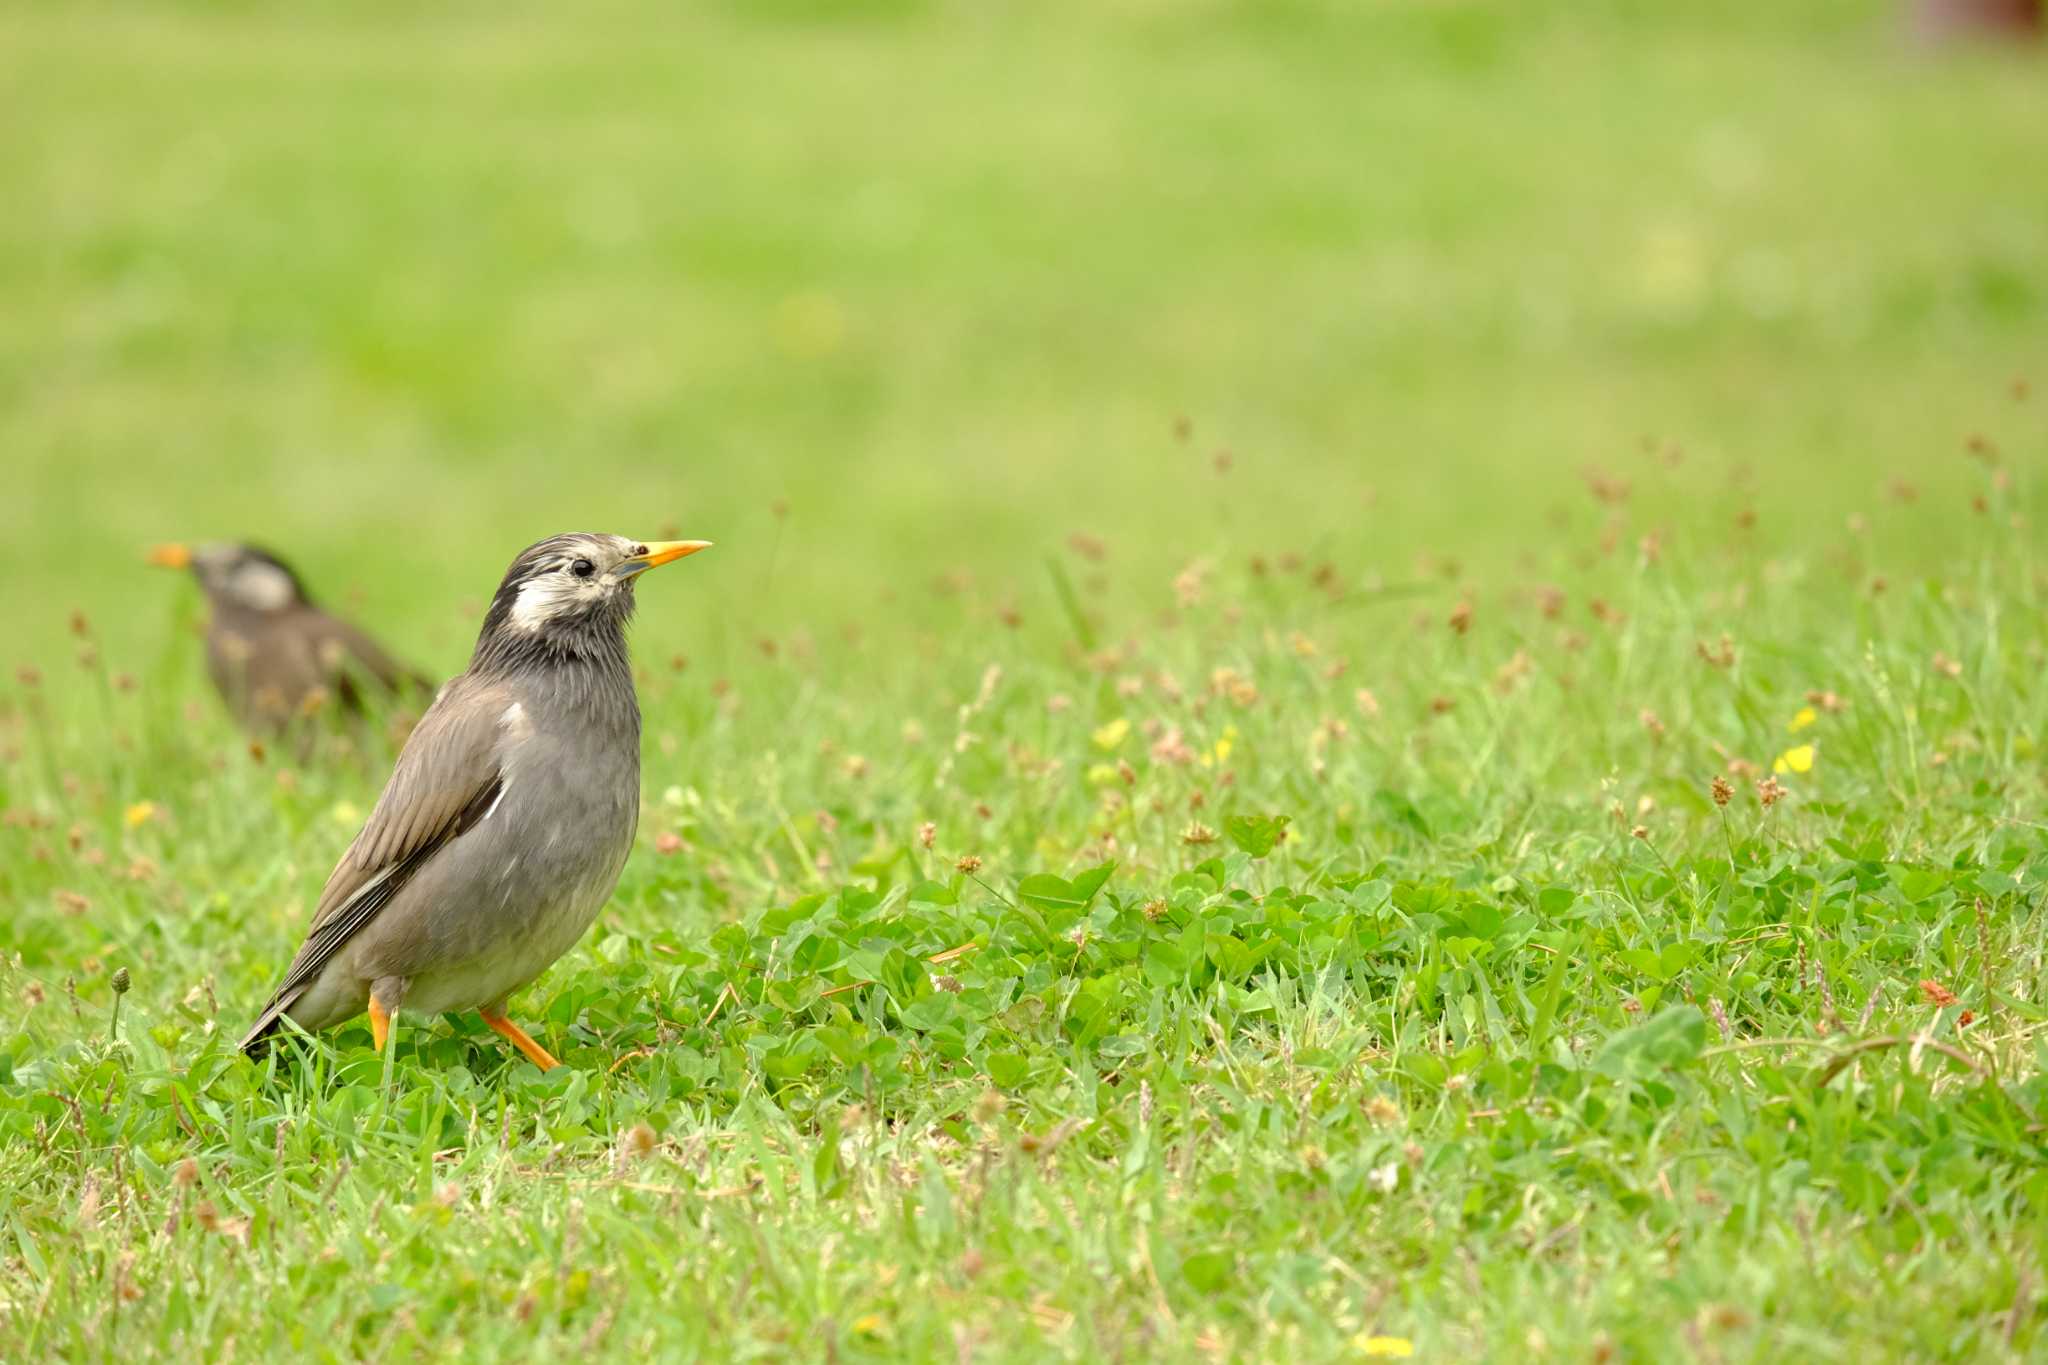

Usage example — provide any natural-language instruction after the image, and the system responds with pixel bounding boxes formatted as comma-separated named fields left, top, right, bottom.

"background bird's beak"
left=618, top=539, right=712, bottom=578
left=147, top=543, right=192, bottom=569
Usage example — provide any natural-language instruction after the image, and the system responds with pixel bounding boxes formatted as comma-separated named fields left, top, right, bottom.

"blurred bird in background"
left=149, top=541, right=432, bottom=740
left=1913, top=0, right=2040, bottom=40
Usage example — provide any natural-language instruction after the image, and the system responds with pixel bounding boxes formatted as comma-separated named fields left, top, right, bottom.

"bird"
left=237, top=532, right=711, bottom=1071
left=148, top=541, right=431, bottom=738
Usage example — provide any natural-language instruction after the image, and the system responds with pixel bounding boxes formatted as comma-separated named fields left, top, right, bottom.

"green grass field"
left=4, top=2, right=2048, bottom=1359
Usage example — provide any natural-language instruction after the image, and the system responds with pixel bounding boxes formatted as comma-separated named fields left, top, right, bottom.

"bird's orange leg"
left=479, top=1007, right=560, bottom=1071
left=368, top=996, right=392, bottom=1052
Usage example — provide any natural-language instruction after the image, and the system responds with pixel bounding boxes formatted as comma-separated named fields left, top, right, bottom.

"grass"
left=3, top=1, right=2048, bottom=1360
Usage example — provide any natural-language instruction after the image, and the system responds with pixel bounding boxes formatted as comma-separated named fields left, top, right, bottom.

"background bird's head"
left=474, top=532, right=710, bottom=669
left=149, top=542, right=312, bottom=615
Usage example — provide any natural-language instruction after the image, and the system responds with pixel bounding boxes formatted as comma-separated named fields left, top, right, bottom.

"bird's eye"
left=569, top=558, right=596, bottom=579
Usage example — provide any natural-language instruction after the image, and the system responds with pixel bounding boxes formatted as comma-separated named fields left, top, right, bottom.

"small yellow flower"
left=1353, top=1335, right=1415, bottom=1358
left=331, top=801, right=361, bottom=826
left=1773, top=744, right=1815, bottom=775
left=1200, top=724, right=1239, bottom=769
left=1788, top=706, right=1817, bottom=732
left=123, top=801, right=157, bottom=829
left=1091, top=718, right=1130, bottom=751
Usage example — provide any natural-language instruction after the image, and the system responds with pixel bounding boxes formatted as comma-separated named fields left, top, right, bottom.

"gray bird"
left=238, top=532, right=711, bottom=1070
left=149, top=541, right=431, bottom=738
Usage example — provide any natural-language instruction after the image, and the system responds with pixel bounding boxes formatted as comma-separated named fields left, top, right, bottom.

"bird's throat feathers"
left=472, top=570, right=636, bottom=676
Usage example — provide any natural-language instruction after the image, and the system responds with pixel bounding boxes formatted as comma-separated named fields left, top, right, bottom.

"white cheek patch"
left=228, top=562, right=295, bottom=612
left=507, top=574, right=604, bottom=631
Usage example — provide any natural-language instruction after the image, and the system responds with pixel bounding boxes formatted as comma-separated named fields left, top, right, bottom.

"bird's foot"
left=480, top=1007, right=560, bottom=1071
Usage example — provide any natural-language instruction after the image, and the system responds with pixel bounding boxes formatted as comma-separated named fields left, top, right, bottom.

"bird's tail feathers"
left=238, top=986, right=308, bottom=1055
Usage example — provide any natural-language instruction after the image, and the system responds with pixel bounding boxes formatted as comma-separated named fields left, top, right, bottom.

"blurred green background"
left=2, top=1, right=2042, bottom=675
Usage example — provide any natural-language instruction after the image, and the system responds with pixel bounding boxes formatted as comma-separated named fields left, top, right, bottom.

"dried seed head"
left=1181, top=822, right=1218, bottom=846
left=1582, top=467, right=1631, bottom=505
left=917, top=821, right=936, bottom=850
left=1491, top=651, right=1532, bottom=696
left=1448, top=600, right=1473, bottom=635
left=653, top=831, right=684, bottom=856
left=173, top=1157, right=200, bottom=1188
left=1917, top=979, right=1959, bottom=1007
left=1709, top=776, right=1733, bottom=807
left=1755, top=775, right=1787, bottom=808
left=1151, top=727, right=1196, bottom=765
left=954, top=854, right=982, bottom=874
left=1363, top=1095, right=1402, bottom=1126
left=1139, top=898, right=1168, bottom=922
left=619, top=1123, right=658, bottom=1160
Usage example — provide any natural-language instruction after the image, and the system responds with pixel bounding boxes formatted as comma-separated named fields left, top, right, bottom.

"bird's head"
left=474, top=532, right=711, bottom=668
left=148, top=542, right=313, bottom=614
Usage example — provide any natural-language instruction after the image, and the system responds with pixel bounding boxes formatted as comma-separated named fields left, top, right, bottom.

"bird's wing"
left=305, top=610, right=434, bottom=698
left=241, top=676, right=511, bottom=1048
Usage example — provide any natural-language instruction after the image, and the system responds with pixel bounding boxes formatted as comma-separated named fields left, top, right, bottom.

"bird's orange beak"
left=147, top=543, right=193, bottom=569
left=617, top=539, right=712, bottom=578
